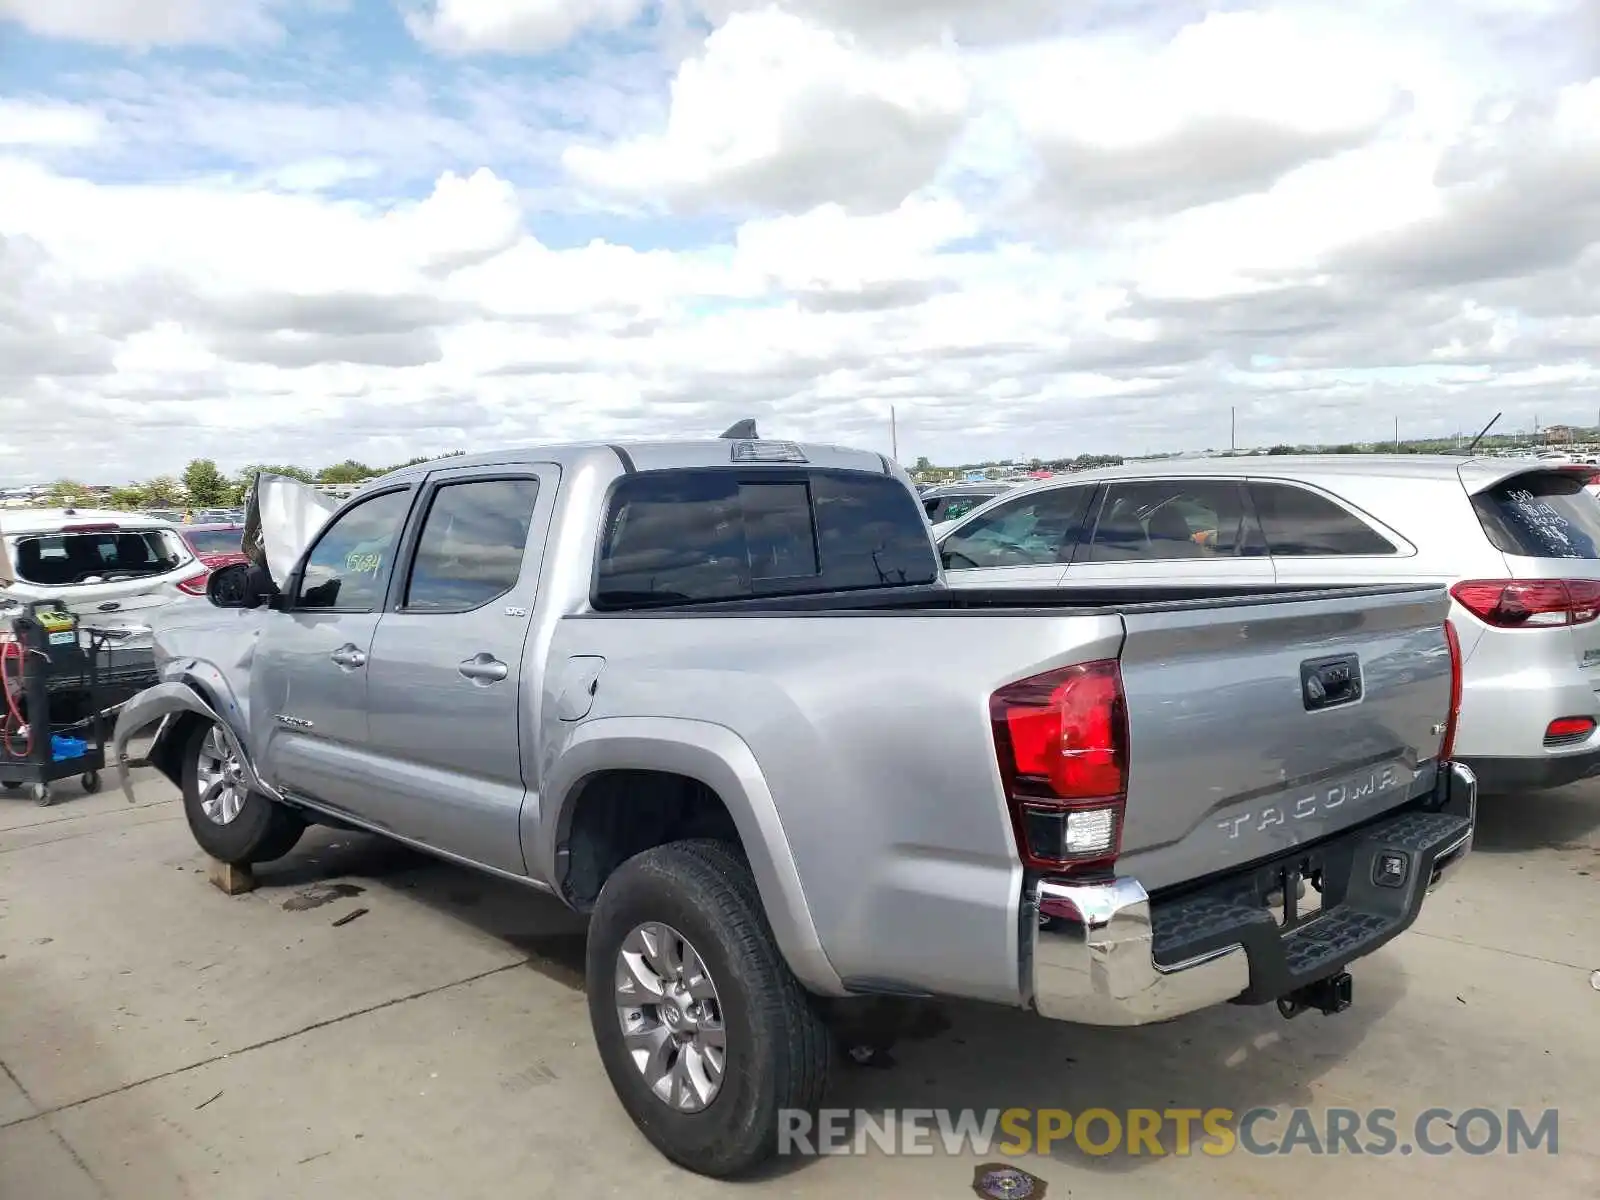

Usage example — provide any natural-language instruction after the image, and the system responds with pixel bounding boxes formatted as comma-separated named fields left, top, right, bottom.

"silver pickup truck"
left=113, top=433, right=1476, bottom=1177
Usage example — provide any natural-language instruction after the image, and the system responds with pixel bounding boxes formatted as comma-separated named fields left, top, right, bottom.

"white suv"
left=934, top=455, right=1600, bottom=796
left=0, top=509, right=206, bottom=698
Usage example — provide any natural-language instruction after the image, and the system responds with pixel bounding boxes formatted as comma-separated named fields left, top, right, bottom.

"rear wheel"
left=181, top=722, right=304, bottom=865
left=586, top=839, right=830, bottom=1177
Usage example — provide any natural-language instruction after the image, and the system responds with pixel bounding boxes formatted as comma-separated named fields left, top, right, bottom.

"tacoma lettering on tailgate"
left=1217, top=765, right=1405, bottom=840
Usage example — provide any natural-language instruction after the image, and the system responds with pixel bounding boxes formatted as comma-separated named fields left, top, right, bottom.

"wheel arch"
left=535, top=716, right=844, bottom=997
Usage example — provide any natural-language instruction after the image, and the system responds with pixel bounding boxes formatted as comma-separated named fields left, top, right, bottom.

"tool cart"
left=0, top=602, right=109, bottom=807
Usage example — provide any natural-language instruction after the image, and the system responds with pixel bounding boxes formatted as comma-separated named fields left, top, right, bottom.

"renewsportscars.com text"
left=778, top=1106, right=1559, bottom=1158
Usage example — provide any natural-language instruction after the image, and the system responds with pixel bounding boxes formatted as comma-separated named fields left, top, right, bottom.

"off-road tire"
left=181, top=720, right=304, bottom=865
left=586, top=838, right=831, bottom=1177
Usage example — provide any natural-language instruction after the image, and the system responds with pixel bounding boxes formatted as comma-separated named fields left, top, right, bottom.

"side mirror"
left=206, top=563, right=262, bottom=608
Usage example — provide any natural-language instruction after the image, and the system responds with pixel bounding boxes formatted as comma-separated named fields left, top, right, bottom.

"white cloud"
left=405, top=0, right=651, bottom=54
left=563, top=8, right=971, bottom=214
left=5, top=1, right=1600, bottom=481
left=0, top=100, right=106, bottom=147
left=0, top=0, right=280, bottom=46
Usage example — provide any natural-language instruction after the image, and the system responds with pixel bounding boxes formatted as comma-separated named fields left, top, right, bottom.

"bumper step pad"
left=1149, top=809, right=1472, bottom=1005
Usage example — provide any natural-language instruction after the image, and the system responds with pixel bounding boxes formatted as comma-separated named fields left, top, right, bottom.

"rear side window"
left=9, top=530, right=183, bottom=586
left=1472, top=472, right=1600, bottom=559
left=595, top=469, right=936, bottom=607
left=404, top=478, right=541, bottom=611
left=1086, top=480, right=1247, bottom=562
left=1248, top=482, right=1397, bottom=556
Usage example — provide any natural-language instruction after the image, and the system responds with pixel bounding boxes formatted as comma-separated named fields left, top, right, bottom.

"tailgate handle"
left=1301, top=654, right=1362, bottom=711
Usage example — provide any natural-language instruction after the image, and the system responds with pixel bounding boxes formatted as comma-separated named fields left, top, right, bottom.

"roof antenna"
left=1465, top=411, right=1502, bottom=455
left=720, top=419, right=758, bottom=440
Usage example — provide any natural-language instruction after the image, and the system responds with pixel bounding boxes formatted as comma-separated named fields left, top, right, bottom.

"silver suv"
left=936, top=454, right=1600, bottom=795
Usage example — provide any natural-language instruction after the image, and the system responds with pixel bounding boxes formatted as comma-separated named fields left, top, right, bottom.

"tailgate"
left=1114, top=584, right=1452, bottom=893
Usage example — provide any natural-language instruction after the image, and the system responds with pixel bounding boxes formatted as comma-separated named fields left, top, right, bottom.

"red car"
left=175, top=523, right=247, bottom=595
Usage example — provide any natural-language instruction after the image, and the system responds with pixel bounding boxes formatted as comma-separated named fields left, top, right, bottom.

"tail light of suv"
left=989, top=660, right=1128, bottom=874
left=176, top=571, right=212, bottom=596
left=1449, top=579, right=1600, bottom=628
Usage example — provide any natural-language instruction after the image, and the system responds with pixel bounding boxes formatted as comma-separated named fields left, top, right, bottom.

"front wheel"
left=586, top=839, right=831, bottom=1178
left=181, top=721, right=304, bottom=865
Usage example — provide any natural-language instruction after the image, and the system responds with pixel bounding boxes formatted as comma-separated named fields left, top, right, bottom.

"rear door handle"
left=459, top=653, right=509, bottom=683
left=330, top=644, right=366, bottom=669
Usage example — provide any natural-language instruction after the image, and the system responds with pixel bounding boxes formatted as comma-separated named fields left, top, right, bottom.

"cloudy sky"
left=3, top=0, right=1599, bottom=483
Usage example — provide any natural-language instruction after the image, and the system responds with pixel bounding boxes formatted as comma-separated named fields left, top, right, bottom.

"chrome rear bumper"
left=1026, top=761, right=1477, bottom=1026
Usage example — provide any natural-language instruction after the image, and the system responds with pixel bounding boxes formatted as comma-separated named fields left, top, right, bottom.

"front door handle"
left=330, top=644, right=366, bottom=669
left=459, top=653, right=509, bottom=684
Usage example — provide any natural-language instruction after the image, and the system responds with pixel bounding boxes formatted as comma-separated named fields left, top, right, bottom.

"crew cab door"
left=358, top=466, right=556, bottom=875
left=937, top=484, right=1094, bottom=589
left=254, top=485, right=418, bottom=812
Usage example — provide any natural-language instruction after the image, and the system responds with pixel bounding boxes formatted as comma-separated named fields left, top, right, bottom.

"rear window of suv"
left=184, top=528, right=245, bottom=556
left=1472, top=471, right=1600, bottom=559
left=595, top=468, right=938, bottom=608
left=9, top=529, right=184, bottom=586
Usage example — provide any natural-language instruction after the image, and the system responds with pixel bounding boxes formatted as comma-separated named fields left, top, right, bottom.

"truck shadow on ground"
left=1470, top=784, right=1600, bottom=855
left=248, top=825, right=1408, bottom=1179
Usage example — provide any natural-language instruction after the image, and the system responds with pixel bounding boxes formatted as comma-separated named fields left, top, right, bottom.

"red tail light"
left=1450, top=579, right=1600, bottom=628
left=176, top=571, right=211, bottom=596
left=1440, top=620, right=1462, bottom=761
left=989, top=659, right=1128, bottom=874
left=1559, top=465, right=1600, bottom=486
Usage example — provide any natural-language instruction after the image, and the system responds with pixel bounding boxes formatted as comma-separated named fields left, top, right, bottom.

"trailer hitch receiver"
left=1276, top=971, right=1353, bottom=1019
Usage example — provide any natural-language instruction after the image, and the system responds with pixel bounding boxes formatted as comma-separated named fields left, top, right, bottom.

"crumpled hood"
left=242, top=473, right=341, bottom=586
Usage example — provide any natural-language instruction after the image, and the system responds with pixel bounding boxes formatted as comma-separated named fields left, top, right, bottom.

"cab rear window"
left=595, top=468, right=937, bottom=608
left=1471, top=472, right=1600, bottom=559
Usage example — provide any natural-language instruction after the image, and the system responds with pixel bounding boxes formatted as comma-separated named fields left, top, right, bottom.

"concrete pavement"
left=1, top=771, right=1596, bottom=1198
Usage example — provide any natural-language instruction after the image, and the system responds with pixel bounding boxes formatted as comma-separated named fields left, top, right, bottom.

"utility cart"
left=0, top=602, right=109, bottom=807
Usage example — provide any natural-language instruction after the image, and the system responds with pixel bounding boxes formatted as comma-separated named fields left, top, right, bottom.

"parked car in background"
left=0, top=509, right=203, bottom=715
left=179, top=523, right=247, bottom=568
left=920, top=481, right=1013, bottom=531
left=935, top=454, right=1600, bottom=795
left=115, top=439, right=1471, bottom=1178
left=169, top=523, right=249, bottom=598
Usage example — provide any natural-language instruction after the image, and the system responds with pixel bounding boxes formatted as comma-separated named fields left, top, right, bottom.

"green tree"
left=47, top=479, right=91, bottom=506
left=384, top=450, right=467, bottom=473
left=914, top=456, right=932, bottom=471
left=319, top=459, right=376, bottom=485
left=182, top=458, right=229, bottom=507
left=106, top=486, right=147, bottom=511
left=1267, top=444, right=1295, bottom=455
left=251, top=463, right=316, bottom=484
left=143, top=476, right=181, bottom=507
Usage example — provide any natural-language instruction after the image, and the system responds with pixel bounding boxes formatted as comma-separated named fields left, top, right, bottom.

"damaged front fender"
left=113, top=681, right=277, bottom=805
